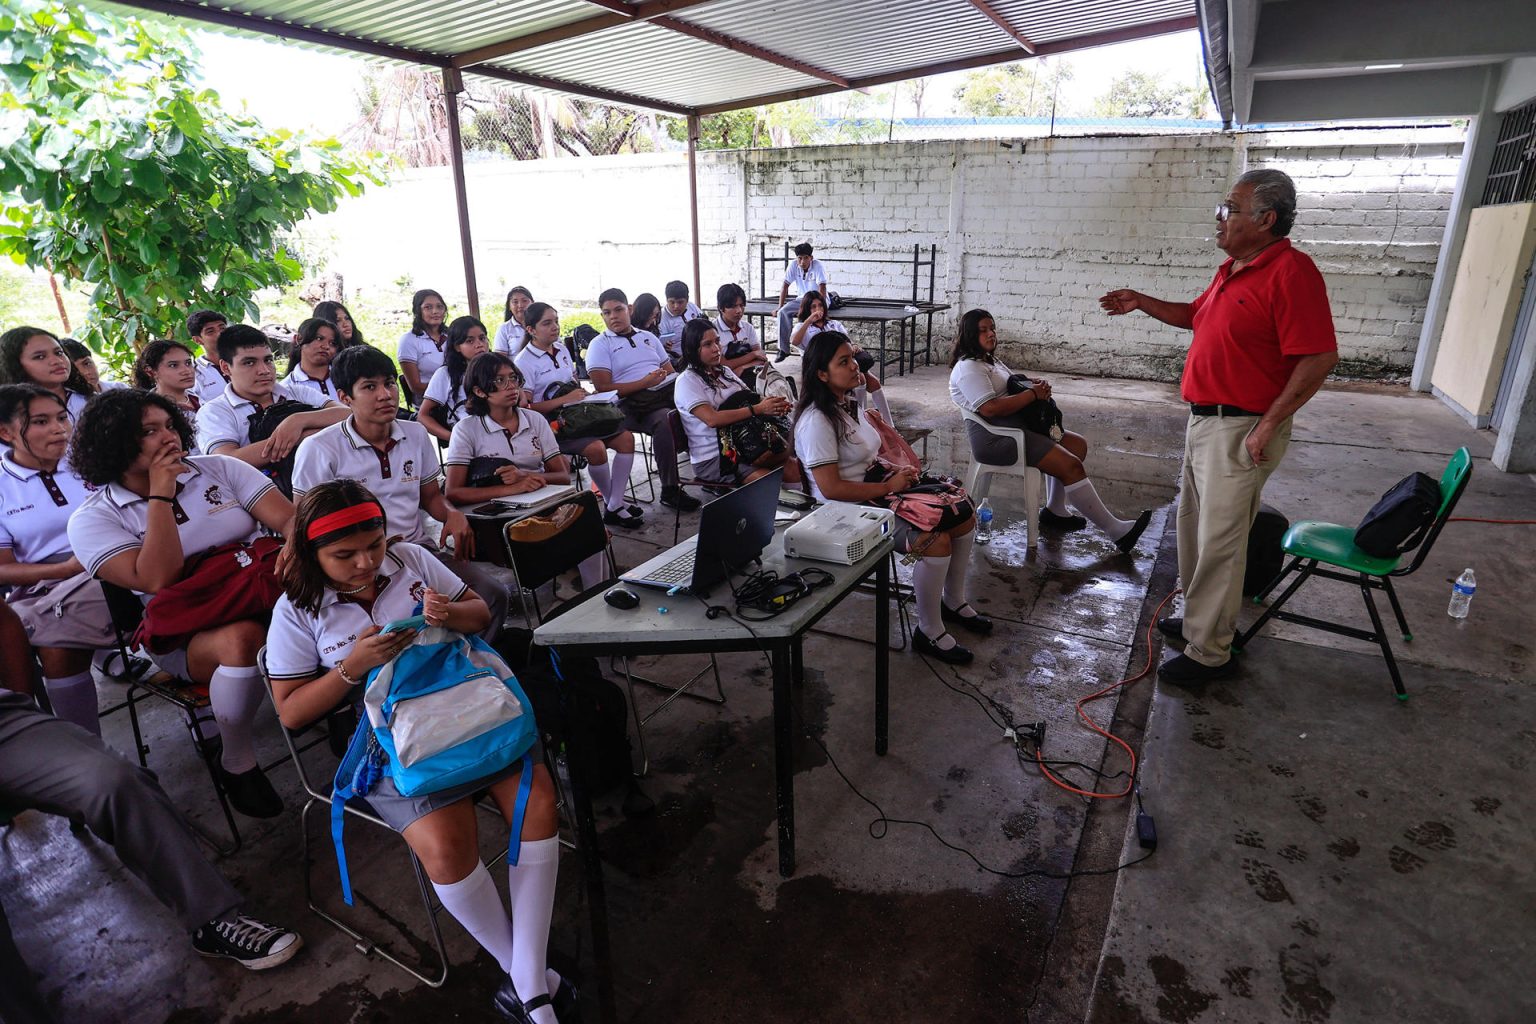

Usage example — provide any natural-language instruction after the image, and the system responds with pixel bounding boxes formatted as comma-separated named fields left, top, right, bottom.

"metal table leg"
left=771, top=639, right=796, bottom=877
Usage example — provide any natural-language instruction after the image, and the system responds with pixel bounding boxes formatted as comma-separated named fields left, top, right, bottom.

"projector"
left=783, top=502, right=895, bottom=565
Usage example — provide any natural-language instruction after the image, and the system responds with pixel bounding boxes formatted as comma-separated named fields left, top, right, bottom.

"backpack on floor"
left=331, top=617, right=540, bottom=905
left=1244, top=503, right=1290, bottom=597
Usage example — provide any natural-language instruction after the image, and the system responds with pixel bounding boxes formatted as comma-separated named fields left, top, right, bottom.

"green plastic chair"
left=1234, top=447, right=1473, bottom=700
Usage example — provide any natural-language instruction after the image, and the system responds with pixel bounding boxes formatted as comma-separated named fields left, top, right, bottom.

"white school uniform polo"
left=513, top=343, right=577, bottom=404
left=673, top=367, right=747, bottom=466
left=195, top=382, right=329, bottom=455
left=397, top=330, right=447, bottom=384
left=67, top=454, right=275, bottom=580
left=191, top=357, right=227, bottom=403
left=282, top=366, right=338, bottom=403
left=948, top=357, right=1014, bottom=414
left=99, top=380, right=130, bottom=392
left=492, top=320, right=526, bottom=356
left=658, top=302, right=702, bottom=357
left=0, top=452, right=95, bottom=565
left=444, top=410, right=560, bottom=475
left=291, top=417, right=440, bottom=546
left=784, top=259, right=828, bottom=298
left=63, top=390, right=89, bottom=423
left=714, top=315, right=762, bottom=356
left=799, top=319, right=848, bottom=346
left=265, top=543, right=468, bottom=681
left=793, top=404, right=880, bottom=503
left=585, top=329, right=676, bottom=390
left=422, top=366, right=468, bottom=426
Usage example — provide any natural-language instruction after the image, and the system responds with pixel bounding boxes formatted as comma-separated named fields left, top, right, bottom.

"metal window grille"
left=1481, top=99, right=1536, bottom=206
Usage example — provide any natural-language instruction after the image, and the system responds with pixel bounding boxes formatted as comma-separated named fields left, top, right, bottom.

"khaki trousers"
left=1176, top=413, right=1292, bottom=667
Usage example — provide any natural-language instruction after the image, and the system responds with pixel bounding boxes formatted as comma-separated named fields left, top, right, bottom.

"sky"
left=192, top=27, right=1213, bottom=138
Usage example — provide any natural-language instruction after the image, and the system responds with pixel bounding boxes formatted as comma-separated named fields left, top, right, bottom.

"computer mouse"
left=604, top=586, right=641, bottom=610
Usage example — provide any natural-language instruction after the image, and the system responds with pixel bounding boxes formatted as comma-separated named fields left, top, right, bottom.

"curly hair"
left=949, top=308, right=997, bottom=368
left=68, top=389, right=195, bottom=486
left=281, top=478, right=389, bottom=615
left=133, top=339, right=196, bottom=389
left=0, top=326, right=94, bottom=398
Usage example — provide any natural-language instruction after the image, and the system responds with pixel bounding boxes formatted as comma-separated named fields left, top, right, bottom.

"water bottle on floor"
left=976, top=498, right=994, bottom=545
left=1447, top=568, right=1476, bottom=619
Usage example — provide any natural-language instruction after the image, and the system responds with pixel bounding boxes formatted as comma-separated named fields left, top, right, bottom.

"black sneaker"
left=218, top=764, right=284, bottom=818
left=192, top=914, right=302, bottom=971
left=1039, top=508, right=1088, bottom=532
left=603, top=506, right=645, bottom=529
left=773, top=345, right=791, bottom=363
left=660, top=487, right=702, bottom=512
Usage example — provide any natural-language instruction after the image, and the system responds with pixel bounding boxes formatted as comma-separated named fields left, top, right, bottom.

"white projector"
left=783, top=502, right=895, bottom=565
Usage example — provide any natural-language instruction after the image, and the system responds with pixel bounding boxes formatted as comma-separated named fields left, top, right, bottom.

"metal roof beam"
left=966, top=0, right=1036, bottom=55
left=652, top=16, right=849, bottom=87
left=694, top=15, right=1200, bottom=116
left=453, top=0, right=717, bottom=69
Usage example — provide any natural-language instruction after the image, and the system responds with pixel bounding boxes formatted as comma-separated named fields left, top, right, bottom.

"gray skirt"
left=556, top=429, right=622, bottom=457
left=357, top=732, right=545, bottom=833
left=965, top=416, right=1058, bottom=468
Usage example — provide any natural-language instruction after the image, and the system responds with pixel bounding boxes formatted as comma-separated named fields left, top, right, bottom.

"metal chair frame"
left=957, top=407, right=1043, bottom=549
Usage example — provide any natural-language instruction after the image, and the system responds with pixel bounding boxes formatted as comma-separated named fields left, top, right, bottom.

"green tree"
left=0, top=0, right=382, bottom=370
left=1090, top=69, right=1210, bottom=119
left=954, top=60, right=1074, bottom=118
left=665, top=101, right=819, bottom=151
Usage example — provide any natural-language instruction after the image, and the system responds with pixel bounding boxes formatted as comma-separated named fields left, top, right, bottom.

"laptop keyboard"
left=642, top=551, right=696, bottom=586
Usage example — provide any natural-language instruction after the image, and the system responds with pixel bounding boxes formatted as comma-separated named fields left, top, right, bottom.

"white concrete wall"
left=309, top=126, right=1463, bottom=381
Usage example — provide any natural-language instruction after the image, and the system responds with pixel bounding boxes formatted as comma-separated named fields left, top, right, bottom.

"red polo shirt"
left=1182, top=238, right=1337, bottom=412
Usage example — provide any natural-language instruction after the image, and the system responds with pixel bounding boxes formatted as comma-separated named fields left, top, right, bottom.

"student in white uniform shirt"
left=265, top=479, right=569, bottom=1024
left=66, top=389, right=294, bottom=818
left=789, top=291, right=896, bottom=425
left=185, top=309, right=230, bottom=403
left=0, top=386, right=117, bottom=734
left=492, top=286, right=533, bottom=356
left=281, top=317, right=341, bottom=403
left=674, top=319, right=800, bottom=486
left=514, top=302, right=643, bottom=529
left=713, top=283, right=768, bottom=386
left=61, top=338, right=129, bottom=393
left=794, top=331, right=985, bottom=667
left=774, top=241, right=828, bottom=360
left=291, top=346, right=510, bottom=641
left=134, top=340, right=204, bottom=423
left=586, top=287, right=700, bottom=512
left=657, top=280, right=703, bottom=362
left=312, top=300, right=367, bottom=350
left=195, top=325, right=348, bottom=473
left=397, top=287, right=450, bottom=403
left=0, top=326, right=93, bottom=423
left=419, top=316, right=491, bottom=445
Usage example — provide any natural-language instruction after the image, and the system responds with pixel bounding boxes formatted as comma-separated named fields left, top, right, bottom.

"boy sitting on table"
left=774, top=242, right=828, bottom=362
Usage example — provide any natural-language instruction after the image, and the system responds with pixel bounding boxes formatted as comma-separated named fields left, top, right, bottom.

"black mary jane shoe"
left=941, top=602, right=993, bottom=634
left=1038, top=507, right=1088, bottom=532
left=552, top=975, right=580, bottom=1024
left=1114, top=509, right=1154, bottom=554
left=494, top=978, right=557, bottom=1024
left=913, top=629, right=974, bottom=665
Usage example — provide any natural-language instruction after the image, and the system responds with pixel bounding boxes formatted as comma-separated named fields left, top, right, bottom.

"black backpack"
left=1354, top=472, right=1441, bottom=558
left=246, top=399, right=314, bottom=497
left=1244, top=504, right=1290, bottom=596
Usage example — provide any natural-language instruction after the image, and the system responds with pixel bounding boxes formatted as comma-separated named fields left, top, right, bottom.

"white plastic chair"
left=957, top=407, right=1043, bottom=548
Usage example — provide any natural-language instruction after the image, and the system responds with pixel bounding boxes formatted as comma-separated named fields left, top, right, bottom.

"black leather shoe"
left=913, top=629, right=974, bottom=665
left=660, top=487, right=702, bottom=512
left=941, top=602, right=993, bottom=634
left=603, top=507, right=644, bottom=529
left=1156, top=616, right=1184, bottom=640
left=552, top=974, right=580, bottom=1024
left=1157, top=652, right=1235, bottom=685
left=494, top=976, right=556, bottom=1024
left=1039, top=508, right=1088, bottom=532
left=218, top=765, right=283, bottom=819
left=1114, top=509, right=1154, bottom=554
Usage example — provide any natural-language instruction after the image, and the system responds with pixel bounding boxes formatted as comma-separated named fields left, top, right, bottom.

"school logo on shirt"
left=204, top=484, right=225, bottom=507
left=402, top=459, right=415, bottom=481
left=409, top=580, right=426, bottom=605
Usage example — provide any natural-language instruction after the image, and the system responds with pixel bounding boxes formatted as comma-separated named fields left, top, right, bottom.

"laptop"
left=620, top=468, right=784, bottom=594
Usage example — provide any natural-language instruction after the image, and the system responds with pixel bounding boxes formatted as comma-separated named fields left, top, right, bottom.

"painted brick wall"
left=313, top=126, right=1462, bottom=380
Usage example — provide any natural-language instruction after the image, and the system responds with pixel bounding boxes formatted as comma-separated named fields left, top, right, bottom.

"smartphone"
left=381, top=614, right=426, bottom=634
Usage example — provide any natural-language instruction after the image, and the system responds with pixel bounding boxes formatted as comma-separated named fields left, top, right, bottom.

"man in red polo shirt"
left=1099, top=169, right=1339, bottom=683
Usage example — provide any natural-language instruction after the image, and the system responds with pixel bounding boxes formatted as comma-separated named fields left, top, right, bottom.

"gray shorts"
left=557, top=429, right=622, bottom=457
left=965, top=417, right=1058, bottom=468
left=357, top=732, right=545, bottom=833
left=690, top=456, right=750, bottom=485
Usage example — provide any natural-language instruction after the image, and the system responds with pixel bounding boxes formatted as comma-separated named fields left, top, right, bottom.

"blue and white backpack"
left=331, top=619, right=539, bottom=905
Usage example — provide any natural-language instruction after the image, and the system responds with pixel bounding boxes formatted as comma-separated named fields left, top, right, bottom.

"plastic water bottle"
left=976, top=498, right=994, bottom=545
left=1447, top=568, right=1476, bottom=619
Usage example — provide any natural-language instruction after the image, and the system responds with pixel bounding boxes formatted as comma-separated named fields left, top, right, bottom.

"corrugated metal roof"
left=98, top=0, right=1199, bottom=114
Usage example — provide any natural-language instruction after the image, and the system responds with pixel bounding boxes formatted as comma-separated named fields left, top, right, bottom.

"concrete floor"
left=3, top=362, right=1533, bottom=1024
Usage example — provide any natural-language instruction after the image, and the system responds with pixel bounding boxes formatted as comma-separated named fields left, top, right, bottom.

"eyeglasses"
left=1215, top=203, right=1243, bottom=221
left=488, top=375, right=523, bottom=391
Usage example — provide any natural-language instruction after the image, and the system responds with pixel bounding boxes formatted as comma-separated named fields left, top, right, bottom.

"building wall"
left=314, top=126, right=1464, bottom=381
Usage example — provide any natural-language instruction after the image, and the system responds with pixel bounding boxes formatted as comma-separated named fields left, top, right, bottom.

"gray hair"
left=1236, top=168, right=1297, bottom=237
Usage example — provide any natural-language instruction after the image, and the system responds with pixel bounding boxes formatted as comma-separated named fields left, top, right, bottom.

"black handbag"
left=246, top=399, right=314, bottom=497
left=467, top=455, right=513, bottom=489
left=1354, top=472, right=1441, bottom=558
left=1004, top=373, right=1064, bottom=440
left=717, top=389, right=789, bottom=473
left=618, top=379, right=675, bottom=419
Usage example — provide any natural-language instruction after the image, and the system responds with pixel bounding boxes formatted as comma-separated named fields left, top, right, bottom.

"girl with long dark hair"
left=787, top=292, right=895, bottom=424
left=493, top=286, right=534, bottom=355
left=134, top=339, right=202, bottom=420
left=396, top=288, right=449, bottom=402
left=675, top=319, right=799, bottom=485
left=419, top=316, right=490, bottom=443
left=0, top=326, right=94, bottom=421
left=282, top=318, right=341, bottom=402
left=312, top=300, right=366, bottom=349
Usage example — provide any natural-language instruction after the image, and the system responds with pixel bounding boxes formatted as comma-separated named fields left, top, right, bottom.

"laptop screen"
left=690, top=467, right=784, bottom=588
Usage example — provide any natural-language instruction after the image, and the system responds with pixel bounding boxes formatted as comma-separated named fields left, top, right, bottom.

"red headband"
left=306, top=502, right=385, bottom=540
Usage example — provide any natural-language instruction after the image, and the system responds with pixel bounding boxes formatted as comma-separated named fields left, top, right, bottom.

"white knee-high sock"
left=912, top=555, right=955, bottom=649
left=1065, top=478, right=1133, bottom=540
left=43, top=671, right=100, bottom=736
left=507, top=837, right=560, bottom=1024
left=431, top=861, right=516, bottom=975
left=943, top=530, right=974, bottom=610
left=1046, top=476, right=1070, bottom=515
left=208, top=664, right=263, bottom=773
left=586, top=460, right=612, bottom=499
left=606, top=452, right=635, bottom=510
